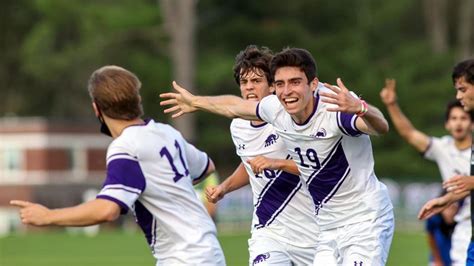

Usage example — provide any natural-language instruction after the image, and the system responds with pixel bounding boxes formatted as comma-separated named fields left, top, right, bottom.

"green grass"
left=0, top=230, right=427, bottom=265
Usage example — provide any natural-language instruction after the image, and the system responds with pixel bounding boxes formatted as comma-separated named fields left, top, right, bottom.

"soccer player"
left=205, top=45, right=319, bottom=265
left=161, top=47, right=394, bottom=265
left=10, top=66, right=226, bottom=265
left=380, top=79, right=472, bottom=266
left=418, top=58, right=474, bottom=265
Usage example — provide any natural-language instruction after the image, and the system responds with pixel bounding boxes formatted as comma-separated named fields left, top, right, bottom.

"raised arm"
left=247, top=155, right=300, bottom=176
left=206, top=163, right=249, bottom=203
left=320, top=78, right=389, bottom=136
left=380, top=78, right=429, bottom=152
left=10, top=198, right=121, bottom=227
left=160, top=81, right=259, bottom=120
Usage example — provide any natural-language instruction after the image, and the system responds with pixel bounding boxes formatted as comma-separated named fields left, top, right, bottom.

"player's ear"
left=444, top=120, right=450, bottom=131
left=269, top=85, right=275, bottom=94
left=92, top=102, right=100, bottom=117
left=310, top=78, right=319, bottom=92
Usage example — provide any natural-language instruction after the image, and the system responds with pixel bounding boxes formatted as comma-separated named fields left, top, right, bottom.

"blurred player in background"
left=381, top=79, right=472, bottom=266
left=11, top=65, right=225, bottom=266
left=419, top=58, right=474, bottom=265
left=161, top=47, right=394, bottom=265
left=206, top=45, right=319, bottom=265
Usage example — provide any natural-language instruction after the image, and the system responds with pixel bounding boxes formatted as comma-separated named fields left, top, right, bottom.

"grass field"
left=0, top=229, right=427, bottom=265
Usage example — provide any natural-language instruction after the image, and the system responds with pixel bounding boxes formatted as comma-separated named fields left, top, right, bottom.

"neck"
left=104, top=117, right=145, bottom=138
left=292, top=96, right=316, bottom=125
left=454, top=135, right=472, bottom=150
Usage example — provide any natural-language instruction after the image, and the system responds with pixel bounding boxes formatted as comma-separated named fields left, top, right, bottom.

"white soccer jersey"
left=424, top=135, right=470, bottom=223
left=96, top=119, right=225, bottom=265
left=230, top=118, right=318, bottom=247
left=256, top=84, right=393, bottom=230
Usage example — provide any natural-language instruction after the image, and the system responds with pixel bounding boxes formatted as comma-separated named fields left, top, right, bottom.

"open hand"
left=320, top=78, right=361, bottom=113
left=443, top=175, right=474, bottom=194
left=417, top=197, right=450, bottom=220
left=10, top=200, right=51, bottom=226
left=159, top=81, right=197, bottom=118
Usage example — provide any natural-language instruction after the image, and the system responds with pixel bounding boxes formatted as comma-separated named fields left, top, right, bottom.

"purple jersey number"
left=160, top=140, right=189, bottom=182
left=295, top=147, right=320, bottom=169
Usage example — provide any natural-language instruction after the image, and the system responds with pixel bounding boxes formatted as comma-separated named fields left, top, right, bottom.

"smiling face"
left=445, top=106, right=472, bottom=141
left=455, top=76, right=474, bottom=111
left=239, top=68, right=273, bottom=101
left=273, top=66, right=318, bottom=124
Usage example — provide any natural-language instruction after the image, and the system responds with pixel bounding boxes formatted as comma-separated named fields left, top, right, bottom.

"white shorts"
left=451, top=219, right=471, bottom=266
left=249, top=235, right=317, bottom=266
left=313, top=210, right=394, bottom=266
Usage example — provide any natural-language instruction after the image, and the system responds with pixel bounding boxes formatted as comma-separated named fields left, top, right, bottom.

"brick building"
left=0, top=117, right=111, bottom=208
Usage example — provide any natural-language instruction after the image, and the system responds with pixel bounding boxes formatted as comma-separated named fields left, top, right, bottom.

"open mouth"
left=283, top=97, right=298, bottom=106
left=246, top=94, right=258, bottom=101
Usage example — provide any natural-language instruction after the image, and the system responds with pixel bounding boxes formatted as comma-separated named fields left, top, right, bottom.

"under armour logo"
left=354, top=261, right=363, bottom=266
left=238, top=144, right=246, bottom=150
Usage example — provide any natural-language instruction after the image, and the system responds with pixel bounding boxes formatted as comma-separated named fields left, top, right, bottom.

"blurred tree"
left=456, top=0, right=473, bottom=59
left=160, top=0, right=197, bottom=142
left=422, top=0, right=448, bottom=54
left=1, top=0, right=473, bottom=180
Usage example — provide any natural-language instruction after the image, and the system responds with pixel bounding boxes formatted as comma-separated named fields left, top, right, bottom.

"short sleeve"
left=256, top=95, right=280, bottom=124
left=423, top=137, right=439, bottom=161
left=336, top=112, right=364, bottom=136
left=179, top=139, right=210, bottom=182
left=96, top=146, right=146, bottom=215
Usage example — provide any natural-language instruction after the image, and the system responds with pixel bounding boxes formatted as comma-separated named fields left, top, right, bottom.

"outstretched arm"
left=417, top=190, right=469, bottom=220
left=10, top=199, right=121, bottom=227
left=379, top=78, right=429, bottom=152
left=160, top=81, right=259, bottom=120
left=247, top=156, right=300, bottom=176
left=206, top=163, right=249, bottom=203
left=320, top=78, right=389, bottom=136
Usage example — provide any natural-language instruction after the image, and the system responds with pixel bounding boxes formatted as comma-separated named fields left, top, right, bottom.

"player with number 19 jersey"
left=231, top=117, right=319, bottom=261
left=256, top=84, right=393, bottom=231
left=96, top=119, right=225, bottom=265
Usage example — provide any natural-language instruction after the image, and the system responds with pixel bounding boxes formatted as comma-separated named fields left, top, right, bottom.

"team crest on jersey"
left=310, top=128, right=327, bottom=138
left=252, top=253, right=270, bottom=265
left=264, top=134, right=279, bottom=147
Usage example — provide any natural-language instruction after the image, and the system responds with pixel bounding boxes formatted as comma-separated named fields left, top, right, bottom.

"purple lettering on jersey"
left=254, top=171, right=302, bottom=228
left=134, top=201, right=157, bottom=249
left=337, top=112, right=362, bottom=136
left=103, top=158, right=146, bottom=191
left=307, top=137, right=350, bottom=215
